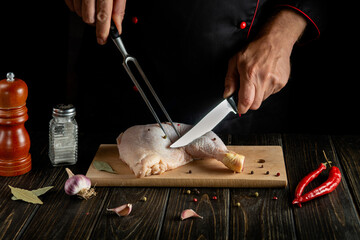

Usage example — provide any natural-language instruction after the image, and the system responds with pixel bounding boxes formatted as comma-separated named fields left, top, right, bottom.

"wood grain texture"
left=283, top=134, right=360, bottom=240
left=86, top=145, right=287, bottom=188
left=1, top=133, right=360, bottom=240
left=17, top=133, right=114, bottom=240
left=229, top=134, right=296, bottom=240
left=91, top=187, right=169, bottom=240
left=230, top=188, right=296, bottom=240
left=20, top=169, right=110, bottom=239
left=160, top=188, right=230, bottom=240
left=331, top=135, right=360, bottom=213
left=0, top=132, right=59, bottom=240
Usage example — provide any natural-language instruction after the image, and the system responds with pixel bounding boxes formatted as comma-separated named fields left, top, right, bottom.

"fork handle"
left=109, top=21, right=128, bottom=58
left=109, top=21, right=120, bottom=39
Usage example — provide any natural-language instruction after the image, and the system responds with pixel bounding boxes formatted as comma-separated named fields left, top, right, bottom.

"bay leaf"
left=11, top=186, right=54, bottom=201
left=9, top=185, right=43, bottom=204
left=93, top=160, right=117, bottom=174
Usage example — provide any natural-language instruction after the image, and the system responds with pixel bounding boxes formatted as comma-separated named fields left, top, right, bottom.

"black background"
left=0, top=1, right=357, bottom=136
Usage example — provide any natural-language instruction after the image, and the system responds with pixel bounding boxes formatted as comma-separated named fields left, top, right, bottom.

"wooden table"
left=1, top=133, right=360, bottom=239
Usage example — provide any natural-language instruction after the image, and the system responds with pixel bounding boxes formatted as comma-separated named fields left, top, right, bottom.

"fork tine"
left=110, top=23, right=181, bottom=139
left=132, top=58, right=181, bottom=137
left=122, top=59, right=169, bottom=137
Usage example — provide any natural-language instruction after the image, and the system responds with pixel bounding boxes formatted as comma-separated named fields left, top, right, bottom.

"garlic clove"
left=107, top=203, right=132, bottom=216
left=180, top=209, right=203, bottom=220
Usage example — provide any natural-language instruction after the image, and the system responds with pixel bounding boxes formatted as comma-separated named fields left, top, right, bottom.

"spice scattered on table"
left=187, top=170, right=192, bottom=174
left=260, top=165, right=264, bottom=168
left=180, top=209, right=203, bottom=220
left=250, top=171, right=254, bottom=175
left=276, top=172, right=280, bottom=177
left=194, top=189, right=200, bottom=195
left=265, top=171, right=270, bottom=175
left=107, top=203, right=132, bottom=217
left=258, top=159, right=266, bottom=163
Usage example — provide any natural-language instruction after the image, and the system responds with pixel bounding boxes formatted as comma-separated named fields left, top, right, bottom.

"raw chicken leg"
left=116, top=123, right=245, bottom=177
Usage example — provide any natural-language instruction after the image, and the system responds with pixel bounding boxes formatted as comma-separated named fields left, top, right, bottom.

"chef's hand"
left=64, top=0, right=127, bottom=45
left=223, top=9, right=307, bottom=114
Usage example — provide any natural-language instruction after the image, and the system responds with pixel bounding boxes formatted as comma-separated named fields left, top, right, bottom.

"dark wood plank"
left=283, top=134, right=360, bottom=239
left=331, top=135, right=360, bottom=213
left=91, top=187, right=170, bottom=239
left=0, top=132, right=63, bottom=240
left=64, top=133, right=170, bottom=239
left=160, top=188, right=229, bottom=240
left=159, top=134, right=282, bottom=240
left=229, top=134, right=296, bottom=239
left=19, top=133, right=170, bottom=239
left=20, top=168, right=110, bottom=239
left=230, top=188, right=296, bottom=239
left=17, top=132, right=121, bottom=239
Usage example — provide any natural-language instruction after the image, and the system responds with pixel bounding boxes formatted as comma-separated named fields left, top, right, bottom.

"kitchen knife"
left=170, top=96, right=239, bottom=148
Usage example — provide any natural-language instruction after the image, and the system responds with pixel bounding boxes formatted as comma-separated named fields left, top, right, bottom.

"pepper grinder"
left=0, top=72, right=31, bottom=176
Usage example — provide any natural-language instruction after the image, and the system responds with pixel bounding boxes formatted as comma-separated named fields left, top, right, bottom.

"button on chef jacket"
left=75, top=0, right=323, bottom=134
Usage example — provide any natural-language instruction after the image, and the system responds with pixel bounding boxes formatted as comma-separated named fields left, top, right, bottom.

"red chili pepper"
left=292, top=165, right=341, bottom=207
left=293, top=163, right=327, bottom=203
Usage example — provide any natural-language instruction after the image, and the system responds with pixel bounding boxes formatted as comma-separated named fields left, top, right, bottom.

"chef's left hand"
left=223, top=9, right=307, bottom=114
left=64, top=0, right=127, bottom=45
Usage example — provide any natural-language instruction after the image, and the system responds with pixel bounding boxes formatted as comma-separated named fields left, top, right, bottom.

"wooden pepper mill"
left=0, top=72, right=31, bottom=176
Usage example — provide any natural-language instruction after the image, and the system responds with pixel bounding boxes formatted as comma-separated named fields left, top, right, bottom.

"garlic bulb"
left=64, top=168, right=96, bottom=200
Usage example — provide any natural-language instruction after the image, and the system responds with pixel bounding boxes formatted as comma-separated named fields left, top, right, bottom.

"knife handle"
left=227, top=95, right=239, bottom=114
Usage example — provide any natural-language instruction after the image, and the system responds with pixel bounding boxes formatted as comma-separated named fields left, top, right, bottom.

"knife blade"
left=170, top=96, right=238, bottom=148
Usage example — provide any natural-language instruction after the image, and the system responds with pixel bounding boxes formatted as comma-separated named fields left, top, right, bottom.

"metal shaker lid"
left=52, top=104, right=76, bottom=117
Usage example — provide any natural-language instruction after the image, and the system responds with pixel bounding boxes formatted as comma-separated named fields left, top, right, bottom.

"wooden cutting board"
left=85, top=144, right=287, bottom=188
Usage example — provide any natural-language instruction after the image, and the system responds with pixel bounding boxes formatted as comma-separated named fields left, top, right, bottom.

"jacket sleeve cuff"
left=276, top=3, right=322, bottom=43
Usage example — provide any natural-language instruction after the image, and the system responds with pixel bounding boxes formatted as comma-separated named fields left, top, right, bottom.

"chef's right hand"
left=65, top=0, right=127, bottom=45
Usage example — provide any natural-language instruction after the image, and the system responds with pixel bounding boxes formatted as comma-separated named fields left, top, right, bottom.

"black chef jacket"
left=75, top=0, right=324, bottom=134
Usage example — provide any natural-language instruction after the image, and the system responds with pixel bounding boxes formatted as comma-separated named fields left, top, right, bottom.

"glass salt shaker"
left=49, top=104, right=78, bottom=166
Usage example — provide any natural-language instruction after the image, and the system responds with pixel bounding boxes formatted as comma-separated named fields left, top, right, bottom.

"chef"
left=64, top=0, right=323, bottom=134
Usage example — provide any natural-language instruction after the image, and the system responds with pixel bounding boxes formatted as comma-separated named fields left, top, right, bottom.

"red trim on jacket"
left=247, top=0, right=260, bottom=38
left=278, top=4, right=320, bottom=39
